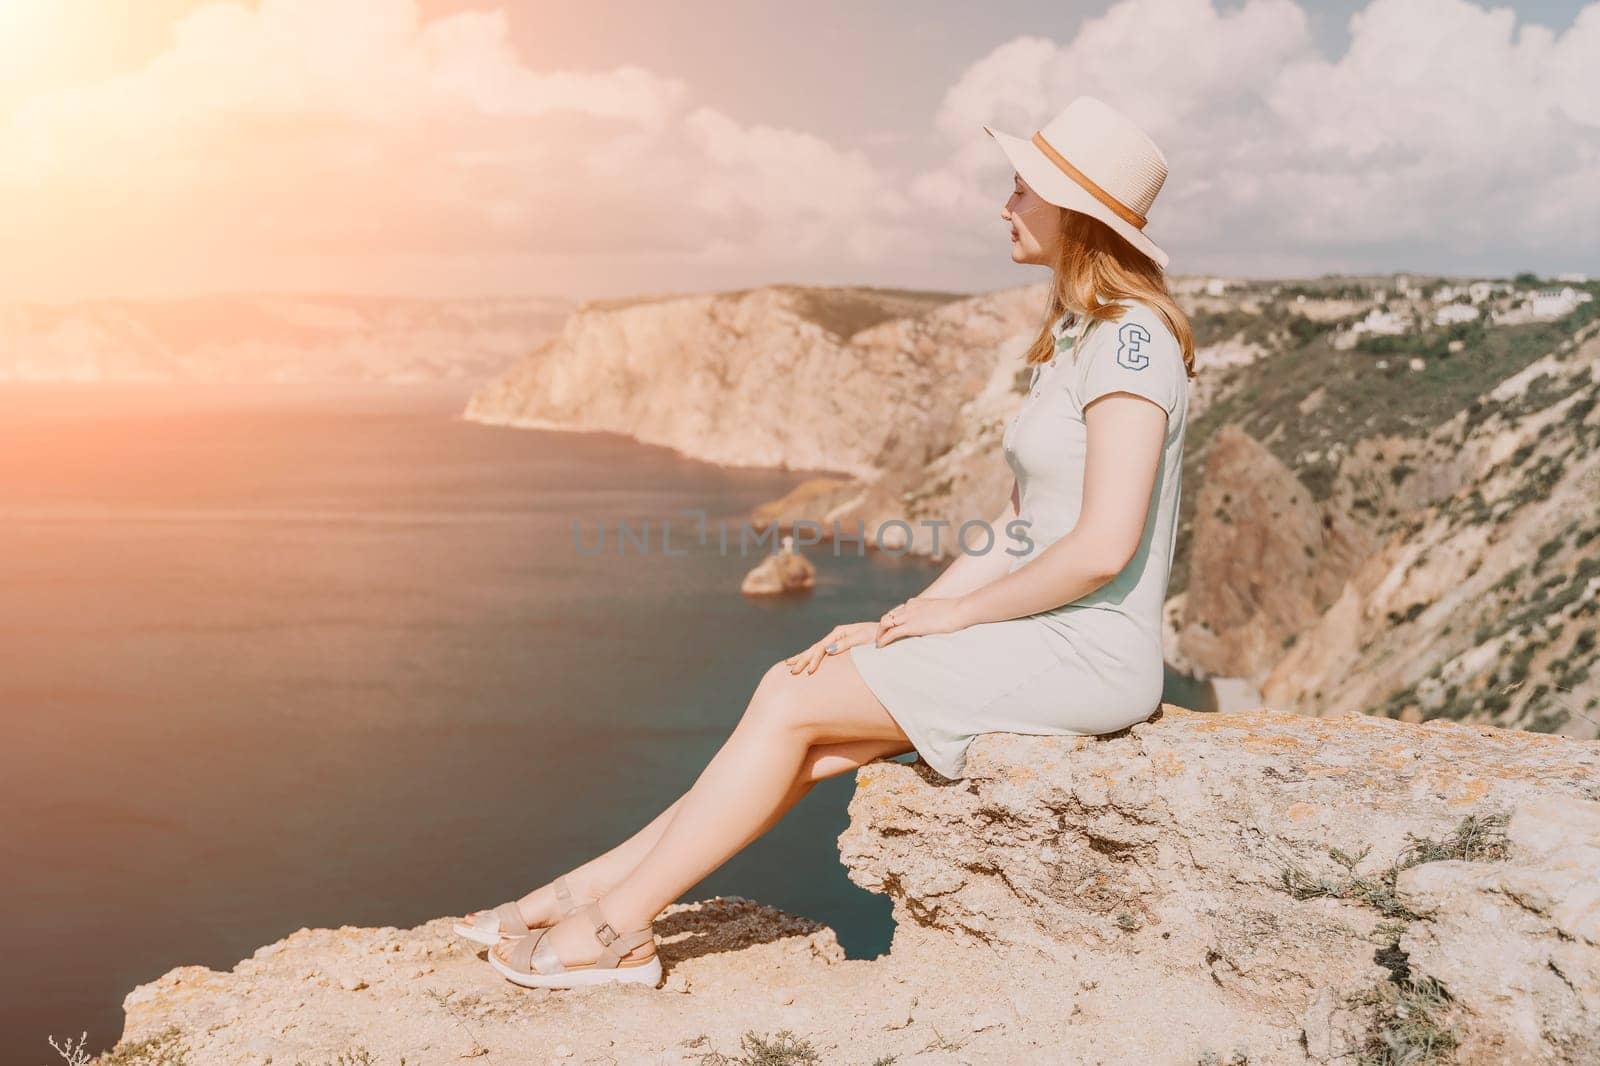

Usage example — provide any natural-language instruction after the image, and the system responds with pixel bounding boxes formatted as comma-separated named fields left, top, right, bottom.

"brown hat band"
left=1030, top=130, right=1148, bottom=230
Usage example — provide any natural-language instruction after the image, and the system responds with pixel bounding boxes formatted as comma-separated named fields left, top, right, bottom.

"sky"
left=0, top=0, right=1596, bottom=302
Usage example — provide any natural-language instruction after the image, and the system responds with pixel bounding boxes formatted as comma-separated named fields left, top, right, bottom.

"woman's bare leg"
left=476, top=732, right=911, bottom=928
left=478, top=799, right=686, bottom=929
left=496, top=649, right=909, bottom=967
left=730, top=735, right=913, bottom=853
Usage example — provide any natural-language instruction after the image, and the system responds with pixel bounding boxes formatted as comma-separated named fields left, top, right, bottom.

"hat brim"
left=984, top=123, right=1169, bottom=270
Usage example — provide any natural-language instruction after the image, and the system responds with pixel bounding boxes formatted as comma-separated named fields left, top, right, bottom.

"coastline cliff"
left=464, top=283, right=1028, bottom=483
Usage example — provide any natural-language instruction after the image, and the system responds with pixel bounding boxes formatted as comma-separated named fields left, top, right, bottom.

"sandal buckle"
left=594, top=921, right=619, bottom=946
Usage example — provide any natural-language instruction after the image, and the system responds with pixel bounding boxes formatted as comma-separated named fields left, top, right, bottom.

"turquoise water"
left=0, top=384, right=1209, bottom=1061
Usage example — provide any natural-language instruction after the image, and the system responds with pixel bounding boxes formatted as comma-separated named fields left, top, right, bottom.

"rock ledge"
left=117, top=709, right=1600, bottom=1065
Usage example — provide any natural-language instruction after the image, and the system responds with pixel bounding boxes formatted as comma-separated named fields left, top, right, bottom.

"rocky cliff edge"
left=114, top=709, right=1600, bottom=1065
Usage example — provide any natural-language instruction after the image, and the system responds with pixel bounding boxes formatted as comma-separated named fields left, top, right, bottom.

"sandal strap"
left=492, top=901, right=530, bottom=938
left=529, top=927, right=566, bottom=974
left=501, top=910, right=654, bottom=974
left=581, top=901, right=655, bottom=969
left=597, top=926, right=656, bottom=969
left=506, top=928, right=551, bottom=973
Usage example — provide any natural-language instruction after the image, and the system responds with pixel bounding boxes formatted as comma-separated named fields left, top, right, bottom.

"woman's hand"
left=785, top=622, right=880, bottom=675
left=875, top=595, right=970, bottom=648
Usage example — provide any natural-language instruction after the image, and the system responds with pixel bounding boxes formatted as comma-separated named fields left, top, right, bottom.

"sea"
left=0, top=383, right=1211, bottom=1061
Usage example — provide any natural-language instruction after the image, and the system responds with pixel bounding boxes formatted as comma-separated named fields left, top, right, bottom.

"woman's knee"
left=758, top=659, right=792, bottom=692
left=744, top=662, right=822, bottom=739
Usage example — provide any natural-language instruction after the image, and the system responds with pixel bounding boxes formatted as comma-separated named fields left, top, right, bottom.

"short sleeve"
left=1079, top=307, right=1183, bottom=417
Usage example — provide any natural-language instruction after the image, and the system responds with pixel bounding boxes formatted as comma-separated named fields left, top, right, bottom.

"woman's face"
left=1002, top=171, right=1062, bottom=266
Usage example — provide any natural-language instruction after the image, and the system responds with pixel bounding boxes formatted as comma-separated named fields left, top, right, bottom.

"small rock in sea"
left=739, top=541, right=816, bottom=597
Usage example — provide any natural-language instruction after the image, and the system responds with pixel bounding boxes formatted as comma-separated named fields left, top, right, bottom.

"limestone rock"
left=1258, top=322, right=1600, bottom=735
left=739, top=547, right=816, bottom=596
left=111, top=710, right=1600, bottom=1064
left=748, top=476, right=865, bottom=539
left=842, top=707, right=1600, bottom=1063
left=1396, top=796, right=1600, bottom=1063
left=464, top=283, right=1021, bottom=481
left=1178, top=425, right=1375, bottom=679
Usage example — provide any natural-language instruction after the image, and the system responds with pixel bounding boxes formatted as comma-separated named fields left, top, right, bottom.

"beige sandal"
left=453, top=875, right=583, bottom=946
left=488, top=900, right=662, bottom=989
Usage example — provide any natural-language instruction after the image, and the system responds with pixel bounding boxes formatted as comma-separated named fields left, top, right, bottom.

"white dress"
left=850, top=298, right=1189, bottom=778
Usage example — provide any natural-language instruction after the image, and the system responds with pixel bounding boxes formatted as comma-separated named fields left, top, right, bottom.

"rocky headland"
left=109, top=709, right=1600, bottom=1065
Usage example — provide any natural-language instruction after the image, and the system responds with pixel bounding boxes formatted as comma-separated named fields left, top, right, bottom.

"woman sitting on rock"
left=456, top=95, right=1197, bottom=989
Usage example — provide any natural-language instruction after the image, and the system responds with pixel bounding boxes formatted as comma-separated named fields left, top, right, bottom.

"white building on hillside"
left=1434, top=304, right=1480, bottom=326
left=1351, top=307, right=1410, bottom=337
left=1172, top=276, right=1233, bottom=297
left=1530, top=287, right=1590, bottom=318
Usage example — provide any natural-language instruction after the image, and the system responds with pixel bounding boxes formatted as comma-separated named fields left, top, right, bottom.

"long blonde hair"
left=1022, top=209, right=1196, bottom=377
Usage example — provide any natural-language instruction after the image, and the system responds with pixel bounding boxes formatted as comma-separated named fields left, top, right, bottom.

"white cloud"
left=927, top=0, right=1600, bottom=274
left=0, top=0, right=911, bottom=298
left=1, top=0, right=1594, bottom=299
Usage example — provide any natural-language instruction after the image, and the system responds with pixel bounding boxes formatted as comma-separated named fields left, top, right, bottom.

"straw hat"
left=984, top=96, right=1170, bottom=269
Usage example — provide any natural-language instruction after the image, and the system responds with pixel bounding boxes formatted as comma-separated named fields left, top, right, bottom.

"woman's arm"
left=916, top=479, right=1022, bottom=600
left=954, top=393, right=1166, bottom=627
